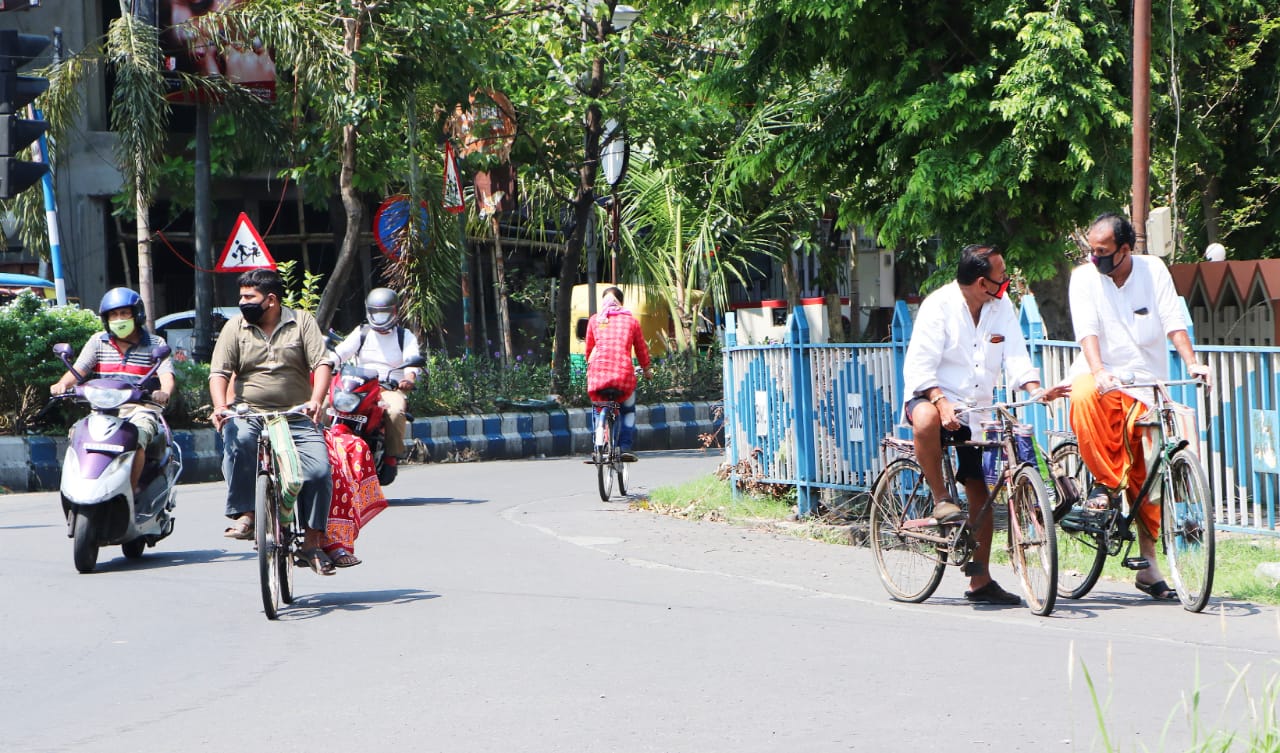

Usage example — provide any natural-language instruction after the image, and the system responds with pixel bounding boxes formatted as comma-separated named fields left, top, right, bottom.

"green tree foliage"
left=683, top=0, right=1278, bottom=336
left=1148, top=2, right=1280, bottom=260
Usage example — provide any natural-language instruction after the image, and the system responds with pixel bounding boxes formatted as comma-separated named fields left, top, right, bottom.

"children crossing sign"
left=215, top=213, right=277, bottom=272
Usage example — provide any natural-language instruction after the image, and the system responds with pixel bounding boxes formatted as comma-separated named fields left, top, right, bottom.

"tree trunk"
left=1200, top=173, right=1222, bottom=246
left=491, top=214, right=514, bottom=362
left=552, top=19, right=610, bottom=392
left=315, top=16, right=365, bottom=330
left=135, top=173, right=156, bottom=331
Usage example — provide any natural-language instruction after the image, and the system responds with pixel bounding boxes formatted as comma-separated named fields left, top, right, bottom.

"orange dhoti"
left=1069, top=373, right=1160, bottom=537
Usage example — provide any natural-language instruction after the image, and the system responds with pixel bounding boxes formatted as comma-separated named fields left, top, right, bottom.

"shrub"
left=0, top=293, right=101, bottom=432
left=406, top=345, right=723, bottom=417
left=168, top=355, right=213, bottom=428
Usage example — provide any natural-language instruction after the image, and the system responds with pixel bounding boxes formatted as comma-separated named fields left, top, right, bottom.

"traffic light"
left=0, top=29, right=51, bottom=200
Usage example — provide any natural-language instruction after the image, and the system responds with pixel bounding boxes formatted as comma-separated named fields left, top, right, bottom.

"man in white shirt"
left=332, top=288, right=423, bottom=467
left=903, top=244, right=1066, bottom=605
left=1068, top=213, right=1211, bottom=601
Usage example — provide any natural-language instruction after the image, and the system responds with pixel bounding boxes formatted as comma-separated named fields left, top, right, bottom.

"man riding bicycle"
left=585, top=286, right=652, bottom=462
left=903, top=244, right=1067, bottom=605
left=209, top=268, right=336, bottom=575
left=1067, top=212, right=1211, bottom=601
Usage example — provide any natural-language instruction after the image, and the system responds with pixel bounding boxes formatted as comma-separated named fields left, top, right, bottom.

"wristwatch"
left=929, top=393, right=946, bottom=405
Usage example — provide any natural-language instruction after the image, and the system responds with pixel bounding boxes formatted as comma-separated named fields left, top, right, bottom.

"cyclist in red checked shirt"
left=585, top=286, right=652, bottom=462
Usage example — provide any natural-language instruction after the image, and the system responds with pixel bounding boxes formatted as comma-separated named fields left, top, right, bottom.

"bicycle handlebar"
left=1117, top=377, right=1205, bottom=390
left=216, top=404, right=312, bottom=421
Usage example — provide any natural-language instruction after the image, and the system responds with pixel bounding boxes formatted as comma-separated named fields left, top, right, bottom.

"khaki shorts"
left=118, top=404, right=162, bottom=449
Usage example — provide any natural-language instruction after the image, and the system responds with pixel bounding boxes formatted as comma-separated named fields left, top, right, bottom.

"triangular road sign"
left=215, top=213, right=276, bottom=272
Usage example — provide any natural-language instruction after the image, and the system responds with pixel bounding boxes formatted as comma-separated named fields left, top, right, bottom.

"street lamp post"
left=586, top=2, right=637, bottom=312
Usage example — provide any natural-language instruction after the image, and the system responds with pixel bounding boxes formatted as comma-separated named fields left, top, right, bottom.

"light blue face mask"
left=109, top=318, right=136, bottom=338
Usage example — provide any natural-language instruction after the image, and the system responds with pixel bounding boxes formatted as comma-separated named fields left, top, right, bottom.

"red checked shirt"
left=585, top=307, right=651, bottom=402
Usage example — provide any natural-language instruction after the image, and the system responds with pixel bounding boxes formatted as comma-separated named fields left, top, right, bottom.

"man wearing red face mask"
left=1067, top=213, right=1211, bottom=601
left=902, top=244, right=1068, bottom=605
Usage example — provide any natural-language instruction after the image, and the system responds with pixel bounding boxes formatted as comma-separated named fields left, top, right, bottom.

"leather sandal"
left=223, top=516, right=254, bottom=540
left=1135, top=578, right=1178, bottom=601
left=964, top=580, right=1022, bottom=605
left=299, top=547, right=336, bottom=576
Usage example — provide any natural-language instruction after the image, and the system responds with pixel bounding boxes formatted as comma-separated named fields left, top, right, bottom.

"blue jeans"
left=594, top=392, right=637, bottom=450
left=221, top=416, right=331, bottom=531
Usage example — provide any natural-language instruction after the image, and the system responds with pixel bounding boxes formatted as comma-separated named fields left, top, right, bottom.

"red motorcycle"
left=327, top=363, right=417, bottom=486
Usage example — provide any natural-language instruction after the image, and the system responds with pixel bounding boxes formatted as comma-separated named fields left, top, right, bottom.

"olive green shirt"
left=209, top=307, right=332, bottom=410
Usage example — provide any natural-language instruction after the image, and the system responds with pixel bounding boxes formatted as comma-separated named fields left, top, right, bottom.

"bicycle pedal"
left=1122, top=556, right=1150, bottom=571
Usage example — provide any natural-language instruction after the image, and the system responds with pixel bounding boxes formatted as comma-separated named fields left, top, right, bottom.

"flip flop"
left=328, top=547, right=362, bottom=568
left=1135, top=578, right=1178, bottom=601
left=223, top=517, right=254, bottom=540
left=299, top=547, right=336, bottom=576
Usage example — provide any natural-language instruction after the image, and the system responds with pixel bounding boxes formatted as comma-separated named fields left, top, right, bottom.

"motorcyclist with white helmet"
left=50, top=287, right=176, bottom=493
left=331, top=288, right=423, bottom=470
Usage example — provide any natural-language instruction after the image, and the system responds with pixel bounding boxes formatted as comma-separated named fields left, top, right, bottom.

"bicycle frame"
left=888, top=398, right=1045, bottom=559
left=1075, top=379, right=1199, bottom=555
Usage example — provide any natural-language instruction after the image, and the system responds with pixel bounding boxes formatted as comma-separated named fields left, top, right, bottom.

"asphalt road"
left=2, top=449, right=1276, bottom=753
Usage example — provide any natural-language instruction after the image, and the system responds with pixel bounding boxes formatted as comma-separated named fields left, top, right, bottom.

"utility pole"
left=1132, top=0, right=1151, bottom=252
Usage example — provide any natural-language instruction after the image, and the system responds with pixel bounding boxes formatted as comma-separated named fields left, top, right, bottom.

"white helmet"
left=365, top=287, right=399, bottom=333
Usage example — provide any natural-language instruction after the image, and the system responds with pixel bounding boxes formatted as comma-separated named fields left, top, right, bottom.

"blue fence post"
left=891, top=301, right=913, bottom=439
left=723, top=312, right=739, bottom=482
left=788, top=312, right=817, bottom=516
left=1018, top=295, right=1050, bottom=436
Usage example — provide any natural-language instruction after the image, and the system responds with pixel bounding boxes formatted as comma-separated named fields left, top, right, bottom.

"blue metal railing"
left=722, top=295, right=1278, bottom=535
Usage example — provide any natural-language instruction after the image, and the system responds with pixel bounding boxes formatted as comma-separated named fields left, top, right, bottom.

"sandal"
left=1084, top=484, right=1113, bottom=512
left=1135, top=578, right=1178, bottom=601
left=223, top=516, right=254, bottom=540
left=299, top=547, right=336, bottom=576
left=328, top=547, right=362, bottom=568
left=964, top=580, right=1022, bottom=605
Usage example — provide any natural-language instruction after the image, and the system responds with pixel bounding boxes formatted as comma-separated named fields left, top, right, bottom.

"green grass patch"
left=638, top=474, right=794, bottom=522
left=647, top=474, right=1280, bottom=606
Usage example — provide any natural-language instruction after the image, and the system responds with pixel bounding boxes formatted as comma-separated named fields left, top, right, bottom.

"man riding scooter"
left=330, top=288, right=423, bottom=481
left=51, top=288, right=176, bottom=494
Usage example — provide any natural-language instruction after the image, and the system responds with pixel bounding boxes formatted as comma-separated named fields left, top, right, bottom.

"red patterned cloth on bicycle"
left=585, top=304, right=650, bottom=402
left=322, top=425, right=388, bottom=556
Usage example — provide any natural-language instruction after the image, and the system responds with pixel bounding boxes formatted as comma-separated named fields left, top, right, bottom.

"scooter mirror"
left=53, top=343, right=73, bottom=359
left=152, top=344, right=171, bottom=362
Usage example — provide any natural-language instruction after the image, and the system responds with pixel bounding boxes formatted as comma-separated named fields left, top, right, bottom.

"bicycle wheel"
left=279, top=518, right=296, bottom=605
left=869, top=458, right=945, bottom=602
left=596, top=411, right=614, bottom=502
left=1007, top=465, right=1057, bottom=616
left=1162, top=448, right=1215, bottom=613
left=256, top=473, right=282, bottom=620
left=613, top=411, right=629, bottom=496
left=1051, top=442, right=1106, bottom=599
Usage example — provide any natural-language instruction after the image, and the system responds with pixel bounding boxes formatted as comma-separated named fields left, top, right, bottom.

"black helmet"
left=365, top=287, right=399, bottom=333
left=98, top=287, right=144, bottom=331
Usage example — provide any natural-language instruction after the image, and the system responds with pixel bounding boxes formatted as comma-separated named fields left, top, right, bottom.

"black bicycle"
left=220, top=404, right=308, bottom=620
left=1048, top=378, right=1214, bottom=612
left=591, top=388, right=629, bottom=501
left=870, top=399, right=1058, bottom=615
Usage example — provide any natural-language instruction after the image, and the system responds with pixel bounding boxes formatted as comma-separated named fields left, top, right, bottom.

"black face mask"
left=1092, top=251, right=1121, bottom=276
left=240, top=301, right=266, bottom=324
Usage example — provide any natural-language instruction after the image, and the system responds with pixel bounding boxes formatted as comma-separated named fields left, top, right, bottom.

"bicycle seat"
left=596, top=388, right=625, bottom=403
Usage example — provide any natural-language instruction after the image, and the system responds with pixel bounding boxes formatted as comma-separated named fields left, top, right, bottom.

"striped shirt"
left=72, top=330, right=175, bottom=386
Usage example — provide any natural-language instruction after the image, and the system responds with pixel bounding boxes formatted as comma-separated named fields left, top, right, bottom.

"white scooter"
left=49, top=342, right=182, bottom=573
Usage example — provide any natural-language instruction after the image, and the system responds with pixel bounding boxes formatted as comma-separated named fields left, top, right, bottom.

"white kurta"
left=902, top=282, right=1039, bottom=427
left=1068, top=255, right=1188, bottom=382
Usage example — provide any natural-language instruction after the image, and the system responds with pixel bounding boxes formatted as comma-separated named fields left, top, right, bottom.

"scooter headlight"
left=84, top=385, right=132, bottom=410
left=332, top=391, right=361, bottom=413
